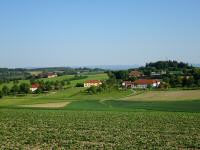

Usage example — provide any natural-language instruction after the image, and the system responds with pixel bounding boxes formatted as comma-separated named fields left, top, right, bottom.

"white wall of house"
left=153, top=82, right=161, bottom=87
left=48, top=75, right=58, bottom=78
left=30, top=88, right=38, bottom=92
left=133, top=84, right=147, bottom=89
left=84, top=83, right=102, bottom=88
left=133, top=82, right=160, bottom=89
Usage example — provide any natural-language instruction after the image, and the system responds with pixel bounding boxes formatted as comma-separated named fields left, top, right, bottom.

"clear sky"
left=0, top=0, right=200, bottom=68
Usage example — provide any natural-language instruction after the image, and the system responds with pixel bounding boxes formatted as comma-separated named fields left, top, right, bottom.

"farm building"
left=133, top=79, right=160, bottom=89
left=38, top=72, right=58, bottom=78
left=151, top=70, right=166, bottom=76
left=84, top=80, right=102, bottom=88
left=46, top=72, right=58, bottom=78
left=122, top=79, right=160, bottom=89
left=30, top=83, right=40, bottom=92
left=122, top=81, right=134, bottom=88
left=129, top=70, right=143, bottom=78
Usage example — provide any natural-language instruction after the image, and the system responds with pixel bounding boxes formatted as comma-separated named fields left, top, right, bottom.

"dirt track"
left=20, top=101, right=70, bottom=108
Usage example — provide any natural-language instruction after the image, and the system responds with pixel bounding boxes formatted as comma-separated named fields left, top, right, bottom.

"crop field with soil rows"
left=0, top=109, right=200, bottom=149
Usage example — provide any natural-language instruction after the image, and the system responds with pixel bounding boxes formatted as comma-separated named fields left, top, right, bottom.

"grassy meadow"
left=0, top=73, right=200, bottom=149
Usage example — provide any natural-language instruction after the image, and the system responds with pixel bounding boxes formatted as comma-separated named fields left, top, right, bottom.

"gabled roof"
left=31, top=83, right=40, bottom=88
left=134, top=79, right=160, bottom=85
left=123, top=81, right=134, bottom=84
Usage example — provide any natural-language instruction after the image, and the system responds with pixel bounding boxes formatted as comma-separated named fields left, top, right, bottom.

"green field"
left=0, top=73, right=108, bottom=89
left=0, top=109, right=200, bottom=149
left=0, top=73, right=200, bottom=149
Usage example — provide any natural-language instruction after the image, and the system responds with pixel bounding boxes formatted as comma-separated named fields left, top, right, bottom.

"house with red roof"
left=122, top=79, right=160, bottom=89
left=46, top=72, right=58, bottom=78
left=133, top=79, right=160, bottom=89
left=84, top=80, right=102, bottom=87
left=30, top=83, right=40, bottom=92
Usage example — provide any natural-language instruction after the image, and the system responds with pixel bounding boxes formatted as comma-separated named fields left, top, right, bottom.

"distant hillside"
left=192, top=64, right=200, bottom=67
left=82, top=65, right=140, bottom=70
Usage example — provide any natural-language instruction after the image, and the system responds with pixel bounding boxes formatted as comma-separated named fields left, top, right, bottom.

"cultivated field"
left=123, top=90, right=200, bottom=101
left=0, top=73, right=200, bottom=149
left=0, top=109, right=199, bottom=149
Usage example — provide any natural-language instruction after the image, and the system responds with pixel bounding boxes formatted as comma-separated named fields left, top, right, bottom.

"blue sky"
left=0, top=0, right=200, bottom=68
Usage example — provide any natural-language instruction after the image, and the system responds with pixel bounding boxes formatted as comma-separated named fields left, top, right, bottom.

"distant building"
left=133, top=79, right=160, bottom=89
left=122, top=81, right=134, bottom=89
left=151, top=72, right=161, bottom=76
left=30, top=83, right=40, bottom=92
left=46, top=72, right=58, bottom=78
left=122, top=79, right=160, bottom=89
left=84, top=80, right=102, bottom=88
left=38, top=72, right=58, bottom=78
left=151, top=70, right=166, bottom=76
left=129, top=70, right=143, bottom=78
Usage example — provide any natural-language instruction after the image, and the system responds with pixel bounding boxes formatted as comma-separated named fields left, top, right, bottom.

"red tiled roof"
left=85, top=80, right=102, bottom=84
left=123, top=81, right=133, bottom=84
left=134, top=79, right=160, bottom=85
left=31, top=83, right=40, bottom=88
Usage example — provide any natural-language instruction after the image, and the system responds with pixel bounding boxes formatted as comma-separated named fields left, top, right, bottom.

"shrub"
left=0, top=90, right=3, bottom=99
left=35, top=87, right=43, bottom=94
left=19, top=83, right=30, bottom=94
left=76, top=83, right=84, bottom=87
left=2, top=85, right=9, bottom=96
left=87, top=86, right=98, bottom=94
left=11, top=84, right=20, bottom=95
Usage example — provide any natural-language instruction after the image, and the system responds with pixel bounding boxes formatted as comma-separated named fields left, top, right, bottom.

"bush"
left=87, top=86, right=98, bottom=94
left=35, top=87, right=43, bottom=94
left=158, top=82, right=170, bottom=89
left=0, top=90, right=3, bottom=99
left=2, top=85, right=9, bottom=96
left=11, top=84, right=20, bottom=95
left=19, top=83, right=30, bottom=94
left=76, top=83, right=84, bottom=87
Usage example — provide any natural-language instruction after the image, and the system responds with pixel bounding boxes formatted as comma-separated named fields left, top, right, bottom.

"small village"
left=1, top=0, right=200, bottom=148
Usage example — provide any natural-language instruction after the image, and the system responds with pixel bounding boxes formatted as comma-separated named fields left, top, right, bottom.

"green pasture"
left=0, top=79, right=29, bottom=89
left=0, top=73, right=108, bottom=89
left=70, top=73, right=108, bottom=86
left=0, top=88, right=132, bottom=107
left=65, top=100, right=200, bottom=112
left=39, top=74, right=74, bottom=82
